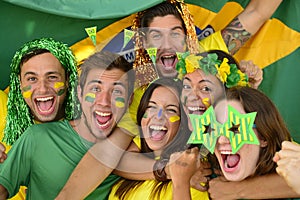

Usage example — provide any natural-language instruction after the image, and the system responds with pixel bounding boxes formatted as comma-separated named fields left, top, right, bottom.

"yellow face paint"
left=202, top=98, right=211, bottom=107
left=169, top=115, right=180, bottom=123
left=85, top=93, right=95, bottom=103
left=23, top=91, right=32, bottom=99
left=54, top=82, right=65, bottom=89
left=22, top=85, right=32, bottom=98
left=115, top=97, right=125, bottom=108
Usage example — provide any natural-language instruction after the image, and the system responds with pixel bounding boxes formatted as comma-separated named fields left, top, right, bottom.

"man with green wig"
left=0, top=37, right=80, bottom=200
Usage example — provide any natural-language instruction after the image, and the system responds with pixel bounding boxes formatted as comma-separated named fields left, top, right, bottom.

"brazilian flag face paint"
left=22, top=85, right=32, bottom=99
left=169, top=115, right=180, bottom=123
left=85, top=93, right=95, bottom=103
left=54, top=82, right=66, bottom=96
left=115, top=97, right=125, bottom=108
left=188, top=105, right=258, bottom=154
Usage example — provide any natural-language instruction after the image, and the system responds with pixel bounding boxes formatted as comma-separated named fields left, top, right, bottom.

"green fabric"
left=2, top=0, right=162, bottom=19
left=0, top=120, right=119, bottom=199
left=0, top=0, right=299, bottom=145
left=260, top=49, right=300, bottom=143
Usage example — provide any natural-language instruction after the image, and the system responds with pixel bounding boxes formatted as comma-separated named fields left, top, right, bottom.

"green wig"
left=3, top=37, right=80, bottom=145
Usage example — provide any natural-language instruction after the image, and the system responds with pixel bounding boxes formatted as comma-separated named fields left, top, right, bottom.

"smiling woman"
left=212, top=86, right=292, bottom=181
left=108, top=78, right=209, bottom=200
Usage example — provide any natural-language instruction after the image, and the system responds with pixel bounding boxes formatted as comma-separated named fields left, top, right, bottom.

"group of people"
left=0, top=0, right=300, bottom=199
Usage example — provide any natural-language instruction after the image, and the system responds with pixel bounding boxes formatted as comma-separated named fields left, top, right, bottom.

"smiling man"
left=2, top=38, right=79, bottom=146
left=0, top=50, right=135, bottom=200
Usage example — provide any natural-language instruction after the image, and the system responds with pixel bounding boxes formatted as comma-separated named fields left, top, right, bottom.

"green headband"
left=176, top=52, right=249, bottom=88
left=3, top=37, right=80, bottom=145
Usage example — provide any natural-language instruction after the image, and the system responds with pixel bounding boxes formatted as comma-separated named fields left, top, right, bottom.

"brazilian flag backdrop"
left=0, top=0, right=300, bottom=143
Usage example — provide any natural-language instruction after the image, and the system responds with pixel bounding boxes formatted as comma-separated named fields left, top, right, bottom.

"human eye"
left=27, top=76, right=37, bottom=82
left=170, top=31, right=181, bottom=38
left=149, top=32, right=162, bottom=41
left=112, top=88, right=123, bottom=96
left=166, top=107, right=179, bottom=114
left=200, top=86, right=212, bottom=92
left=48, top=75, right=59, bottom=81
left=229, top=124, right=240, bottom=134
left=90, top=85, right=101, bottom=92
left=182, top=84, right=191, bottom=90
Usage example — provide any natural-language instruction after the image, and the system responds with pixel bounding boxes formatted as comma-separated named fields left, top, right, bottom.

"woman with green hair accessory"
left=3, top=37, right=80, bottom=145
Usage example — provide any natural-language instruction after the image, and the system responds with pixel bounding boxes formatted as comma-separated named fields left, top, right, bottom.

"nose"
left=217, top=135, right=230, bottom=145
left=160, top=36, right=172, bottom=50
left=95, top=91, right=111, bottom=106
left=38, top=79, right=49, bottom=94
left=153, top=108, right=165, bottom=120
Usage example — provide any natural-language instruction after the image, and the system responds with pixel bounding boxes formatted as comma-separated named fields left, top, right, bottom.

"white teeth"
left=95, top=111, right=111, bottom=117
left=188, top=106, right=205, bottom=111
left=150, top=125, right=167, bottom=131
left=36, top=96, right=53, bottom=101
left=162, top=55, right=175, bottom=59
left=220, top=150, right=232, bottom=155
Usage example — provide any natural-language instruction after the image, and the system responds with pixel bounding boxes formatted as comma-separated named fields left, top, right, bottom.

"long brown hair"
left=114, top=78, right=190, bottom=200
left=223, top=86, right=291, bottom=176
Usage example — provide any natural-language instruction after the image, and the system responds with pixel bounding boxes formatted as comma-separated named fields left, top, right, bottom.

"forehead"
left=150, top=86, right=179, bottom=104
left=85, top=67, right=128, bottom=85
left=21, top=52, right=64, bottom=73
left=215, top=100, right=245, bottom=123
left=184, top=69, right=220, bottom=85
left=148, top=15, right=183, bottom=29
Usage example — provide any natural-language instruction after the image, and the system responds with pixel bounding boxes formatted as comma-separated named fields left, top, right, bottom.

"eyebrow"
left=87, top=80, right=126, bottom=89
left=183, top=77, right=214, bottom=85
left=149, top=101, right=179, bottom=109
left=148, top=26, right=184, bottom=34
left=23, top=71, right=62, bottom=77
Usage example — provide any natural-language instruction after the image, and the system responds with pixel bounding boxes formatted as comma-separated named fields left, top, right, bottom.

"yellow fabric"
left=0, top=91, right=26, bottom=200
left=190, top=2, right=300, bottom=69
left=109, top=179, right=209, bottom=200
left=0, top=90, right=7, bottom=146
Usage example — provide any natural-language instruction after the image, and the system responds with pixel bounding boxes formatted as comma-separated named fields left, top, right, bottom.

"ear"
left=260, top=140, right=268, bottom=148
left=77, top=85, right=83, bottom=103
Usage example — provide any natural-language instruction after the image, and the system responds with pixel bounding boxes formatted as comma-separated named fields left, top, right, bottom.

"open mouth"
left=95, top=111, right=112, bottom=129
left=149, top=125, right=167, bottom=141
left=187, top=106, right=206, bottom=115
left=161, top=55, right=177, bottom=69
left=35, top=96, right=55, bottom=115
left=221, top=151, right=240, bottom=171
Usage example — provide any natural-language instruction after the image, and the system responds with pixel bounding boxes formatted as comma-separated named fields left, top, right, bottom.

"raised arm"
left=169, top=147, right=199, bottom=200
left=55, top=127, right=133, bottom=200
left=274, top=141, right=300, bottom=195
left=208, top=173, right=300, bottom=199
left=223, top=0, right=283, bottom=55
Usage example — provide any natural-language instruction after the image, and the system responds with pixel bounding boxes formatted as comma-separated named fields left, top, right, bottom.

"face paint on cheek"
left=85, top=93, right=95, bottom=103
left=169, top=115, right=180, bottom=123
left=54, top=82, right=66, bottom=96
left=57, top=89, right=66, bottom=96
left=22, top=85, right=32, bottom=99
left=115, top=97, right=125, bottom=108
left=202, top=98, right=211, bottom=108
left=143, top=112, right=148, bottom=119
left=54, top=82, right=65, bottom=89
